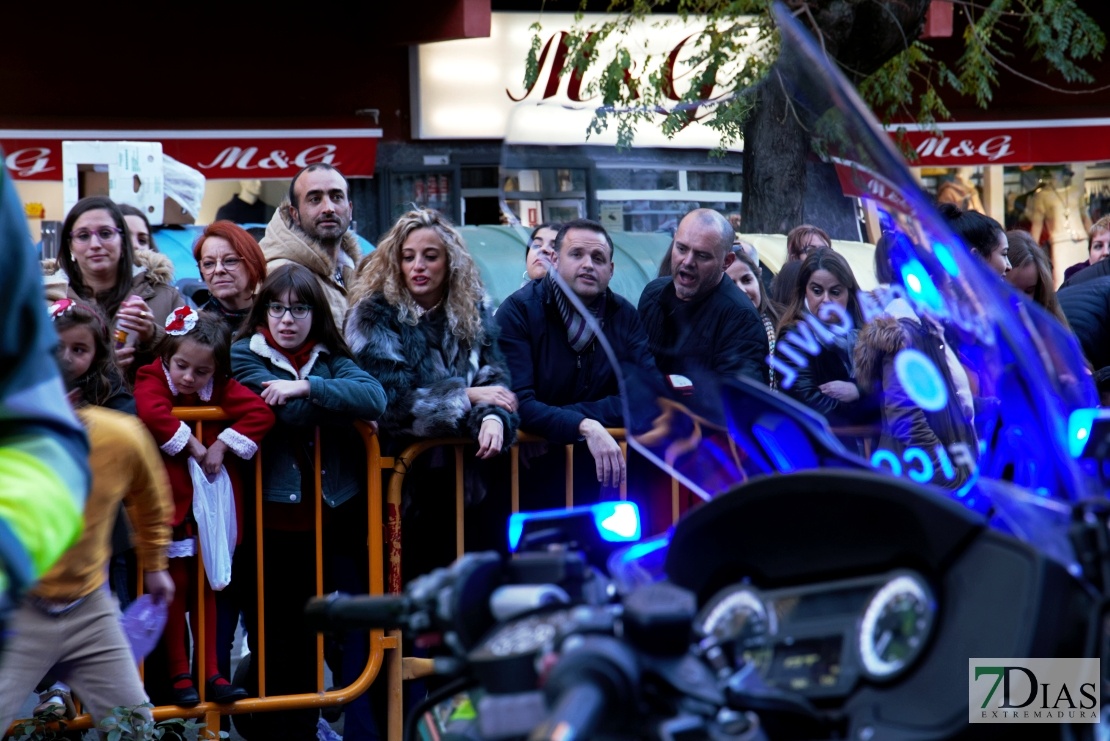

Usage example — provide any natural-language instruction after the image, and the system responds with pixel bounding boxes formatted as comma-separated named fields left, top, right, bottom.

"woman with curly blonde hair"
left=345, top=209, right=519, bottom=578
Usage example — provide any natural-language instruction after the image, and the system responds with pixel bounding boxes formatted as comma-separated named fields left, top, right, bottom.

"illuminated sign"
left=871, top=443, right=976, bottom=484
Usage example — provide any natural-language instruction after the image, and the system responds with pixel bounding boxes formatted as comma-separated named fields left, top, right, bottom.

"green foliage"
left=10, top=704, right=229, bottom=741
left=533, top=0, right=1105, bottom=148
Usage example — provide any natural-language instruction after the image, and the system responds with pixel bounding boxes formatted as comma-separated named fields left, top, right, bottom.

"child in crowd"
left=32, top=300, right=134, bottom=723
left=134, top=307, right=274, bottom=706
left=231, top=263, right=386, bottom=741
left=50, top=299, right=134, bottom=413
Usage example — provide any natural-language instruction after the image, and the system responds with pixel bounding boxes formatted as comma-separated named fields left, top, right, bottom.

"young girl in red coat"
left=135, top=306, right=274, bottom=706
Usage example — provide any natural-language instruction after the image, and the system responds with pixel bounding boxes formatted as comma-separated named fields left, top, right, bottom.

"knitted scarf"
left=547, top=273, right=605, bottom=353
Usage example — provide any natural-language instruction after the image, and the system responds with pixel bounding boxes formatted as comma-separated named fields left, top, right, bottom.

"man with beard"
left=496, top=219, right=658, bottom=506
left=260, top=164, right=362, bottom=330
left=638, top=209, right=768, bottom=407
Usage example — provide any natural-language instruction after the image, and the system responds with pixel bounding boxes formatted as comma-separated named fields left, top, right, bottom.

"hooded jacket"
left=854, top=315, right=978, bottom=489
left=259, top=206, right=362, bottom=331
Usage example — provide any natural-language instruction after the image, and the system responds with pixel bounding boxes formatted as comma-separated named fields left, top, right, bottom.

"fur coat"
left=345, top=293, right=518, bottom=453
left=259, top=204, right=362, bottom=331
left=855, top=315, right=978, bottom=489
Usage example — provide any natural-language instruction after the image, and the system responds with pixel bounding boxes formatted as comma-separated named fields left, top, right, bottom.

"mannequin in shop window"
left=936, top=166, right=985, bottom=214
left=1026, top=167, right=1092, bottom=286
left=215, top=180, right=273, bottom=225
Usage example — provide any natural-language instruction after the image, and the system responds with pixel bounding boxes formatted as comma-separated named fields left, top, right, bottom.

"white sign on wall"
left=414, top=12, right=756, bottom=148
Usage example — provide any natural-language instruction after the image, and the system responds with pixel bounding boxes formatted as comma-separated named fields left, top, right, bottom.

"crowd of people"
left=5, top=160, right=1108, bottom=740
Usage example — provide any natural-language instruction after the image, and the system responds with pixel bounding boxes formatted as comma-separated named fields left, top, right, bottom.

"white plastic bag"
left=188, top=458, right=237, bottom=590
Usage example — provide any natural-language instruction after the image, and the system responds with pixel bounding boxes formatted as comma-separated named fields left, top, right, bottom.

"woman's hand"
left=476, top=417, right=504, bottom=459
left=466, top=386, right=518, bottom=413
left=819, top=380, right=860, bottom=402
left=202, top=439, right=227, bottom=477
left=115, top=296, right=157, bottom=344
left=261, top=379, right=311, bottom=406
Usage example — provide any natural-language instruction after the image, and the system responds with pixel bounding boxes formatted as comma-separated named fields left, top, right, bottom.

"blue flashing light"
left=753, top=422, right=797, bottom=473
left=615, top=532, right=671, bottom=564
left=894, top=348, right=948, bottom=412
left=507, top=501, right=642, bottom=552
left=595, top=501, right=642, bottom=543
left=899, top=258, right=945, bottom=315
left=1068, top=408, right=1098, bottom=458
left=933, top=241, right=960, bottom=277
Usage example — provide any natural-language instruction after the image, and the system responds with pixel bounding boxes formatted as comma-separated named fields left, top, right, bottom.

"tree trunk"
left=740, top=0, right=932, bottom=239
left=741, top=79, right=809, bottom=235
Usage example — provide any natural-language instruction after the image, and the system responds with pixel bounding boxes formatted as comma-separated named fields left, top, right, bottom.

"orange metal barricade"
left=9, top=416, right=692, bottom=741
left=7, top=408, right=400, bottom=740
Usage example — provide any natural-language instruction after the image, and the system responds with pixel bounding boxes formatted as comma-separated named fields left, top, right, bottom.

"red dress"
left=134, top=359, right=275, bottom=540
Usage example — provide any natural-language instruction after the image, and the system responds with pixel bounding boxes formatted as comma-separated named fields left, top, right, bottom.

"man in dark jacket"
left=496, top=219, right=658, bottom=495
left=638, top=209, right=769, bottom=407
left=1058, top=254, right=1110, bottom=395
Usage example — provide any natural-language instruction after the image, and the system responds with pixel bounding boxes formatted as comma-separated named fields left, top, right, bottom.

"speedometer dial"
left=695, top=585, right=775, bottom=670
left=858, top=573, right=935, bottom=680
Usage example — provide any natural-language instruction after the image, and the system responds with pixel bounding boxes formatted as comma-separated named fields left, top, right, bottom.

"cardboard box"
left=63, top=141, right=164, bottom=224
left=161, top=196, right=195, bottom=225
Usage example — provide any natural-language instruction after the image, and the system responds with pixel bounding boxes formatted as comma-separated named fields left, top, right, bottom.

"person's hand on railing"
left=144, top=569, right=176, bottom=606
left=476, top=417, right=504, bottom=459
left=819, top=380, right=860, bottom=403
left=362, top=419, right=380, bottom=435
left=579, top=419, right=626, bottom=488
left=202, top=439, right=227, bottom=478
left=261, top=379, right=311, bottom=406
left=466, top=385, right=518, bottom=413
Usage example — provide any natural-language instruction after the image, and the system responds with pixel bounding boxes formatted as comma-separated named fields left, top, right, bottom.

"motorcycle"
left=310, top=5, right=1110, bottom=739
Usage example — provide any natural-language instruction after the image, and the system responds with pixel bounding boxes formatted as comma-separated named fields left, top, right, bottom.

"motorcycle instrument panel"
left=694, top=570, right=935, bottom=698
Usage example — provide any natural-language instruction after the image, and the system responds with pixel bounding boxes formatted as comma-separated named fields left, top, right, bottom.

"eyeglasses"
left=69, top=227, right=123, bottom=245
left=199, top=256, right=243, bottom=273
left=266, top=302, right=312, bottom=320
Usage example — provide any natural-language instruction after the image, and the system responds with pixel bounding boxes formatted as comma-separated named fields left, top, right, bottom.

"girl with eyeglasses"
left=57, top=196, right=189, bottom=380
left=192, top=220, right=268, bottom=333
left=230, top=263, right=386, bottom=741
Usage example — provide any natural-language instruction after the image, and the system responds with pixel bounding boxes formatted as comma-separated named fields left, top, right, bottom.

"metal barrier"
left=8, top=417, right=692, bottom=741
left=7, top=409, right=400, bottom=740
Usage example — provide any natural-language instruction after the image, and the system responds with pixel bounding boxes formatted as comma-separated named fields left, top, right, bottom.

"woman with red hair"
left=193, top=220, right=267, bottom=333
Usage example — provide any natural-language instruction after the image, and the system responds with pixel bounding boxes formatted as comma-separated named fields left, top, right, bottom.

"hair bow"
left=49, top=299, right=76, bottom=320
left=165, top=306, right=199, bottom=336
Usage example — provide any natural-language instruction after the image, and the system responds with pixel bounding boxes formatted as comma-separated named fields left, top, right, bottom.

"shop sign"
left=889, top=119, right=1110, bottom=167
left=0, top=129, right=383, bottom=182
left=414, top=12, right=754, bottom=147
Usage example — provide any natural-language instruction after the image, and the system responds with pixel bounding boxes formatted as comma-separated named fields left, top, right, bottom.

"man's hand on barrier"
left=579, top=419, right=625, bottom=488
left=467, top=385, right=518, bottom=413
left=819, top=380, right=860, bottom=402
left=145, top=569, right=175, bottom=606
left=477, top=417, right=504, bottom=459
left=261, top=379, right=311, bottom=406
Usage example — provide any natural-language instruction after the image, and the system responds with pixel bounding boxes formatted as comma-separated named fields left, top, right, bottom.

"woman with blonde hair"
left=346, top=209, right=519, bottom=578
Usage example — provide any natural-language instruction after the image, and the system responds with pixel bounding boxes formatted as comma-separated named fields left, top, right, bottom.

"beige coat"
left=258, top=206, right=363, bottom=331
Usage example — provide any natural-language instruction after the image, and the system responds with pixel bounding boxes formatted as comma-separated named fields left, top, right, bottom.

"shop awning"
left=889, top=118, right=1110, bottom=167
left=0, top=128, right=383, bottom=181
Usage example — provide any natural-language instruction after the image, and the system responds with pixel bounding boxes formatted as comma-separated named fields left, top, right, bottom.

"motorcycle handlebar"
left=527, top=683, right=608, bottom=741
left=303, top=593, right=412, bottom=632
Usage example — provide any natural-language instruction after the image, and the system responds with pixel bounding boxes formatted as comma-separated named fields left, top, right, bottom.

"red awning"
left=0, top=128, right=382, bottom=181
left=889, top=119, right=1110, bottom=168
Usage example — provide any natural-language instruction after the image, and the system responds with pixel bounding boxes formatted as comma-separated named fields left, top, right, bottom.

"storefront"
left=891, top=118, right=1110, bottom=284
left=2, top=127, right=382, bottom=244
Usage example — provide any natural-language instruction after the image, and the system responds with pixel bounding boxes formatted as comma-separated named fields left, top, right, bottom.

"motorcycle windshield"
left=498, top=4, right=1099, bottom=552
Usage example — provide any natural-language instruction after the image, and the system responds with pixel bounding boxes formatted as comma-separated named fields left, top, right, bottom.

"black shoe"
left=207, top=675, right=249, bottom=703
left=170, top=675, right=200, bottom=707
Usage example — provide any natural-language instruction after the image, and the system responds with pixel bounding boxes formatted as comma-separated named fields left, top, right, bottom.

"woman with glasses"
left=231, top=263, right=386, bottom=741
left=57, top=196, right=188, bottom=379
left=192, top=220, right=268, bottom=333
